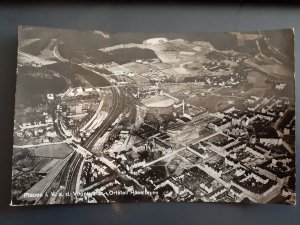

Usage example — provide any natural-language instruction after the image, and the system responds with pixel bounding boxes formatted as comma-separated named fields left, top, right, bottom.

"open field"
left=246, top=60, right=294, bottom=83
left=19, top=38, right=41, bottom=49
left=189, top=95, right=237, bottom=113
left=122, top=62, right=150, bottom=74
left=247, top=71, right=269, bottom=88
left=260, top=64, right=294, bottom=81
left=141, top=95, right=175, bottom=108
left=18, top=51, right=57, bottom=66
left=30, top=143, right=74, bottom=158
left=161, top=84, right=192, bottom=94
left=150, top=63, right=172, bottom=70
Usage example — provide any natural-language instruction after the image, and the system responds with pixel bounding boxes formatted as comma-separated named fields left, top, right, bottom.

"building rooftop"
left=189, top=144, right=205, bottom=155
left=259, top=157, right=294, bottom=179
left=233, top=169, right=277, bottom=194
left=137, top=124, right=159, bottom=140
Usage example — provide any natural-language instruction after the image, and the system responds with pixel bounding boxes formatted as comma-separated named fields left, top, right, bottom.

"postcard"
left=11, top=26, right=295, bottom=205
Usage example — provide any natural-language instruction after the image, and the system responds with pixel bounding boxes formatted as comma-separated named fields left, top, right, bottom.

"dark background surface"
left=0, top=3, right=299, bottom=225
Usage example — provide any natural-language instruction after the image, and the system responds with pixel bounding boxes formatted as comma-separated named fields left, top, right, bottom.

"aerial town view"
left=11, top=26, right=295, bottom=206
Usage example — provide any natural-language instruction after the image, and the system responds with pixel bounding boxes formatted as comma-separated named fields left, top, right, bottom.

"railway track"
left=62, top=152, right=83, bottom=204
left=84, top=85, right=124, bottom=151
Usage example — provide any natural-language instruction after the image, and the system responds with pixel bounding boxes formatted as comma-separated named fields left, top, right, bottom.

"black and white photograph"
left=11, top=26, right=296, bottom=206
